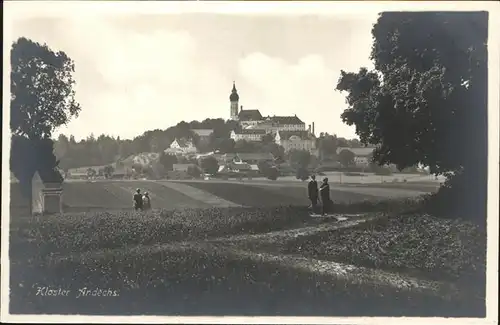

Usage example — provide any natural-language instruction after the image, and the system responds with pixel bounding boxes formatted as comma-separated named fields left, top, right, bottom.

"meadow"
left=8, top=179, right=485, bottom=316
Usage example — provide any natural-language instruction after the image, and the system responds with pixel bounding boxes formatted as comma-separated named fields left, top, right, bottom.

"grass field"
left=8, top=179, right=485, bottom=316
left=11, top=178, right=427, bottom=213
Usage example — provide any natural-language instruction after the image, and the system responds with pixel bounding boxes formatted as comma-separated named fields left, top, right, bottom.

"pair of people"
left=133, top=188, right=151, bottom=211
left=307, top=175, right=331, bottom=215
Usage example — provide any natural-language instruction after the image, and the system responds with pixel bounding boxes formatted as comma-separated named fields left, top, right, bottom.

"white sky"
left=9, top=7, right=378, bottom=141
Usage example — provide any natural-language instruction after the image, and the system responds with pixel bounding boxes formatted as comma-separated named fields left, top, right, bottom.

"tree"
left=263, top=142, right=285, bottom=161
left=11, top=37, right=81, bottom=140
left=261, top=133, right=274, bottom=145
left=266, top=166, right=279, bottom=181
left=296, top=167, right=310, bottom=181
left=200, top=156, right=219, bottom=175
left=257, top=160, right=279, bottom=180
left=369, top=162, right=392, bottom=176
left=338, top=149, right=355, bottom=168
left=159, top=152, right=178, bottom=171
left=348, top=139, right=362, bottom=148
left=317, top=133, right=338, bottom=161
left=288, top=149, right=311, bottom=170
left=131, top=163, right=143, bottom=175
left=257, top=160, right=271, bottom=174
left=86, top=168, right=97, bottom=179
left=336, top=12, right=488, bottom=222
left=103, top=165, right=115, bottom=178
left=187, top=165, right=202, bottom=179
left=234, top=139, right=261, bottom=153
left=10, top=137, right=63, bottom=197
left=214, top=138, right=235, bottom=153
left=336, top=137, right=349, bottom=148
left=10, top=38, right=79, bottom=205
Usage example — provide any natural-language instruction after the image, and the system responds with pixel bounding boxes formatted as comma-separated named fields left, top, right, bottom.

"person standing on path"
left=319, top=177, right=331, bottom=216
left=143, top=192, right=151, bottom=211
left=133, top=188, right=143, bottom=211
left=307, top=175, right=319, bottom=213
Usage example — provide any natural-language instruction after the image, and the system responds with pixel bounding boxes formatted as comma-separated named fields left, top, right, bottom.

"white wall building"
left=191, top=129, right=213, bottom=138
left=168, top=138, right=198, bottom=154
left=336, top=147, right=375, bottom=167
left=275, top=131, right=317, bottom=155
left=230, top=129, right=266, bottom=142
left=266, top=115, right=306, bottom=132
left=228, top=81, right=309, bottom=138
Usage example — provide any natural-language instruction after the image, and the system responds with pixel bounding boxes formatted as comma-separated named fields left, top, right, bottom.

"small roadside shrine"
left=31, top=171, right=63, bottom=215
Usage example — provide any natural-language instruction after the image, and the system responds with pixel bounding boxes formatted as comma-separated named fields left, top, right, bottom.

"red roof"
left=268, top=115, right=304, bottom=125
left=238, top=109, right=263, bottom=121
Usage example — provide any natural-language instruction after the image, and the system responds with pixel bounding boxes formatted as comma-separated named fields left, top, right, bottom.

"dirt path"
left=50, top=238, right=466, bottom=300
left=48, top=211, right=474, bottom=302
left=209, top=214, right=374, bottom=245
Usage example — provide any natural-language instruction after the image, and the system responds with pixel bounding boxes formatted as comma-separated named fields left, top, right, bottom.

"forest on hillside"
left=53, top=118, right=364, bottom=171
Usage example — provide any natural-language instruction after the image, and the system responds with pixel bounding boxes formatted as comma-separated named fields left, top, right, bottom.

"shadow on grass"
left=9, top=243, right=484, bottom=317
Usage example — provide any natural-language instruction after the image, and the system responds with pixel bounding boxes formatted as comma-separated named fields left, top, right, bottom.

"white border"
left=2, top=1, right=499, bottom=324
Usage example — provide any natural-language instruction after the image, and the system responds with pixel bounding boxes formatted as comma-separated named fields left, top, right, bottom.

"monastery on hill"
left=228, top=82, right=318, bottom=156
left=166, top=82, right=319, bottom=156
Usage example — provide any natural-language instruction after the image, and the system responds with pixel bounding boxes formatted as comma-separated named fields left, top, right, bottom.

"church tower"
left=229, top=81, right=239, bottom=120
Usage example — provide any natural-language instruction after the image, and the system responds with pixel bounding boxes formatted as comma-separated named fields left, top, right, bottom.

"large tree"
left=200, top=156, right=219, bottom=175
left=336, top=12, right=488, bottom=221
left=159, top=152, right=178, bottom=171
left=10, top=37, right=81, bottom=201
left=11, top=37, right=81, bottom=139
left=317, top=133, right=338, bottom=161
left=287, top=149, right=311, bottom=170
left=10, top=137, right=63, bottom=196
left=338, top=149, right=355, bottom=168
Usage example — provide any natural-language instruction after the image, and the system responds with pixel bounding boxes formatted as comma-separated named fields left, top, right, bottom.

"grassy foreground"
left=10, top=206, right=311, bottom=258
left=284, top=214, right=486, bottom=284
left=9, top=201, right=486, bottom=316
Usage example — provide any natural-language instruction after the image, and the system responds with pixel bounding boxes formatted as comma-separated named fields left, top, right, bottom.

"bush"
left=423, top=170, right=486, bottom=228
left=370, top=164, right=393, bottom=176
left=187, top=165, right=202, bottom=179
left=200, top=156, right=219, bottom=175
left=266, top=167, right=279, bottom=181
left=296, top=167, right=309, bottom=181
left=374, top=168, right=392, bottom=176
left=258, top=161, right=279, bottom=180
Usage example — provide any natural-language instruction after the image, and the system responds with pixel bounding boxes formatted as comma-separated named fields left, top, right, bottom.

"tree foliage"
left=200, top=156, right=219, bottom=175
left=336, top=12, right=487, bottom=175
left=338, top=149, right=355, bottom=168
left=11, top=37, right=81, bottom=140
left=187, top=165, right=202, bottom=179
left=10, top=136, right=63, bottom=196
left=296, top=167, right=310, bottom=181
left=10, top=38, right=79, bottom=200
left=86, top=168, right=97, bottom=179
left=266, top=166, right=279, bottom=181
left=159, top=152, right=178, bottom=171
left=103, top=165, right=115, bottom=178
left=287, top=149, right=311, bottom=169
left=336, top=12, right=488, bottom=221
left=316, top=133, right=338, bottom=161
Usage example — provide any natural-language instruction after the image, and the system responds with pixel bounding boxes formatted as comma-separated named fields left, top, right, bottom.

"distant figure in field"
left=319, top=177, right=331, bottom=216
left=307, top=175, right=319, bottom=213
left=143, top=192, right=151, bottom=211
left=133, top=188, right=143, bottom=211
